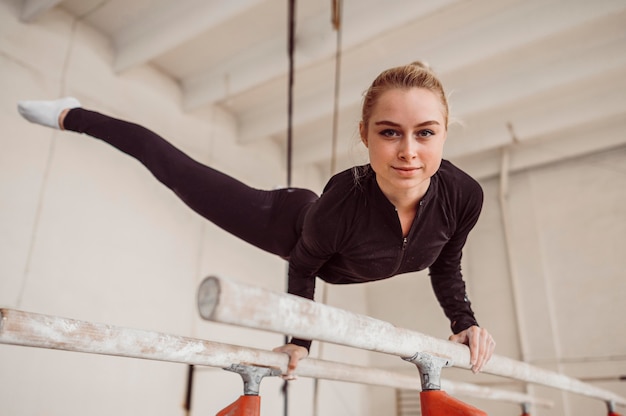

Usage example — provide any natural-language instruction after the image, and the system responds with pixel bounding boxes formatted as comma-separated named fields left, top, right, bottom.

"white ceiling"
left=20, top=0, right=626, bottom=179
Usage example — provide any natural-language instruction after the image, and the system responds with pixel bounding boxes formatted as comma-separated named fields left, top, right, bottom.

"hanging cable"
left=183, top=365, right=195, bottom=416
left=283, top=3, right=297, bottom=415
left=313, top=3, right=343, bottom=416
left=286, top=0, right=296, bottom=188
left=329, top=0, right=343, bottom=176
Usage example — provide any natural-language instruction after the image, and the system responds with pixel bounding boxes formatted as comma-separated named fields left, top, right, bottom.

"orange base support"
left=420, top=390, right=488, bottom=416
left=609, top=413, right=623, bottom=416
left=216, top=395, right=261, bottom=416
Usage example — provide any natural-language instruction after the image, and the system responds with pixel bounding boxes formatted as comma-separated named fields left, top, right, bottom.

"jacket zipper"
left=394, top=200, right=425, bottom=274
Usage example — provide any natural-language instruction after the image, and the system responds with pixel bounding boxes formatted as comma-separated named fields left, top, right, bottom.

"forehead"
left=371, top=87, right=446, bottom=124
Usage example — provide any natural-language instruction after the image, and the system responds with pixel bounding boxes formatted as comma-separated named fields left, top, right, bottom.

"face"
left=360, top=87, right=447, bottom=203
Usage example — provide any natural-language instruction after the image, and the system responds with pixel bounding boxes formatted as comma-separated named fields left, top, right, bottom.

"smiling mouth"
left=392, top=166, right=421, bottom=177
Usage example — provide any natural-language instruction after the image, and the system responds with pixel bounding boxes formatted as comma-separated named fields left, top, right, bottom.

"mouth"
left=392, top=166, right=421, bottom=176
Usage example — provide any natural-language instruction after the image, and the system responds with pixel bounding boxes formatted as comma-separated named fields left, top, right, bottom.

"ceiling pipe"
left=498, top=124, right=530, bottom=367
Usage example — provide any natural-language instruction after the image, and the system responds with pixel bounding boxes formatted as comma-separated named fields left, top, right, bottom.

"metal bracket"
left=607, top=400, right=617, bottom=413
left=402, top=352, right=453, bottom=391
left=521, top=402, right=530, bottom=415
left=224, top=364, right=282, bottom=396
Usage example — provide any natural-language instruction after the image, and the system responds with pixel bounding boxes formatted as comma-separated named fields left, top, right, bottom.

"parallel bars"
left=197, top=275, right=626, bottom=408
left=0, top=308, right=551, bottom=408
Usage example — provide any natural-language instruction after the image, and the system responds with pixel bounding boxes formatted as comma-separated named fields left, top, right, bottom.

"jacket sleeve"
left=285, top=175, right=350, bottom=350
left=286, top=238, right=331, bottom=350
left=429, top=178, right=483, bottom=334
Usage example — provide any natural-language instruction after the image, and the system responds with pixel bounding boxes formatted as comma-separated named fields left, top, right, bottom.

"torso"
left=289, top=162, right=483, bottom=288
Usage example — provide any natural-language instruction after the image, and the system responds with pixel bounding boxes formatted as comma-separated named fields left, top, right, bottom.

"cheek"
left=420, top=141, right=445, bottom=161
left=368, top=141, right=394, bottom=161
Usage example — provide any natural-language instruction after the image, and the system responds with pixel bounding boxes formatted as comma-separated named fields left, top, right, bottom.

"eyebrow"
left=374, top=120, right=441, bottom=128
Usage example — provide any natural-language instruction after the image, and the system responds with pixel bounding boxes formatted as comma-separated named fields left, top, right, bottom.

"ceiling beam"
left=181, top=0, right=461, bottom=109
left=235, top=0, right=626, bottom=145
left=113, top=0, right=265, bottom=73
left=454, top=114, right=626, bottom=181
left=20, top=0, right=62, bottom=22
left=292, top=66, right=626, bottom=166
left=445, top=67, right=626, bottom=159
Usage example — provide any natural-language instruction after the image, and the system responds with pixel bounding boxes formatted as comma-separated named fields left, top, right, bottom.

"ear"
left=359, top=121, right=368, bottom=147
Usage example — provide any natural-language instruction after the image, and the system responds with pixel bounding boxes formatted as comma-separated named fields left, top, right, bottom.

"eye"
left=379, top=129, right=400, bottom=138
left=416, top=129, right=435, bottom=138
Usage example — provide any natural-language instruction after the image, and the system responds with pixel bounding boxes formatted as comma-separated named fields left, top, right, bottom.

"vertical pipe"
left=498, top=144, right=530, bottom=364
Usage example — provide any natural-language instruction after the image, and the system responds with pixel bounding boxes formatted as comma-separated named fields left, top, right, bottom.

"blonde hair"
left=361, top=61, right=449, bottom=129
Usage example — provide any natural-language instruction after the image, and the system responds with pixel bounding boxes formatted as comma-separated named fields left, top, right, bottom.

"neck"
left=378, top=179, right=430, bottom=212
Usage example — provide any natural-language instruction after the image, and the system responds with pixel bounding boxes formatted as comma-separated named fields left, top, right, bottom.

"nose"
left=398, top=137, right=418, bottom=160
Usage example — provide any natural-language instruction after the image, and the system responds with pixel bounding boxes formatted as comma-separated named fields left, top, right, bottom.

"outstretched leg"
left=18, top=99, right=318, bottom=258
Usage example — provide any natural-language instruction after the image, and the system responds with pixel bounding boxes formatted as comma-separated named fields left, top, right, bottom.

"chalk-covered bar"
left=0, top=308, right=552, bottom=409
left=197, top=275, right=626, bottom=408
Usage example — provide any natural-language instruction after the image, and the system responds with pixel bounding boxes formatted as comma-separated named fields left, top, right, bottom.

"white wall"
left=0, top=4, right=371, bottom=416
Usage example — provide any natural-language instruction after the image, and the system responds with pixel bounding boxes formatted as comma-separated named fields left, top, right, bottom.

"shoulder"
left=434, top=160, right=484, bottom=227
left=436, top=160, right=483, bottom=201
left=322, top=164, right=374, bottom=194
left=300, top=165, right=373, bottom=249
left=306, top=165, right=373, bottom=224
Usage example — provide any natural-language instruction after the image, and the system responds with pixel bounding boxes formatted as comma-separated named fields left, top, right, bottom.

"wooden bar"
left=0, top=308, right=551, bottom=408
left=197, top=275, right=626, bottom=407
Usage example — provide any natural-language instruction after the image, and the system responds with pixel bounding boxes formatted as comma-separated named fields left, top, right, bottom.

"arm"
left=429, top=175, right=494, bottom=372
left=285, top=220, right=337, bottom=350
left=430, top=236, right=495, bottom=373
left=282, top=176, right=350, bottom=351
left=428, top=184, right=482, bottom=334
left=271, top=200, right=340, bottom=375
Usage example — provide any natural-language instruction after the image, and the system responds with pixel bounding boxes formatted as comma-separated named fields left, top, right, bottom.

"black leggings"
left=64, top=109, right=319, bottom=258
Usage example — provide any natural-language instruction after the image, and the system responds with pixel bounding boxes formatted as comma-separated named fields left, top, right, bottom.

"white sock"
left=17, top=97, right=82, bottom=130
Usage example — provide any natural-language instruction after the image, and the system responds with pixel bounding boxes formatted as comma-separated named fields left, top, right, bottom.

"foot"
left=17, top=97, right=81, bottom=130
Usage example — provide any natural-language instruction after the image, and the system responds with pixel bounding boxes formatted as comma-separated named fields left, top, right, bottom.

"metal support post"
left=403, top=352, right=452, bottom=391
left=608, top=400, right=624, bottom=416
left=403, top=352, right=488, bottom=416
left=216, top=364, right=281, bottom=416
left=225, top=364, right=282, bottom=396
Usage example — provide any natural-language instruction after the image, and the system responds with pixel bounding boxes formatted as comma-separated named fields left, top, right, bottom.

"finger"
left=483, top=336, right=496, bottom=367
left=287, top=352, right=300, bottom=374
left=473, top=330, right=493, bottom=373
left=280, top=353, right=299, bottom=380
left=468, top=328, right=480, bottom=369
left=473, top=330, right=485, bottom=370
left=472, top=342, right=485, bottom=373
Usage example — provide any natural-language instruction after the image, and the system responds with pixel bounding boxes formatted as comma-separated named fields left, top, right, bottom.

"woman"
left=18, top=62, right=495, bottom=378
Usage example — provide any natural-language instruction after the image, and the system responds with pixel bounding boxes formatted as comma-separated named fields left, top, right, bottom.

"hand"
left=272, top=343, right=309, bottom=380
left=449, top=325, right=495, bottom=373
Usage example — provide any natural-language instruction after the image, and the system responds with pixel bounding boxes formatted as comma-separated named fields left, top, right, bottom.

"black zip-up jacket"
left=288, top=162, right=483, bottom=349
